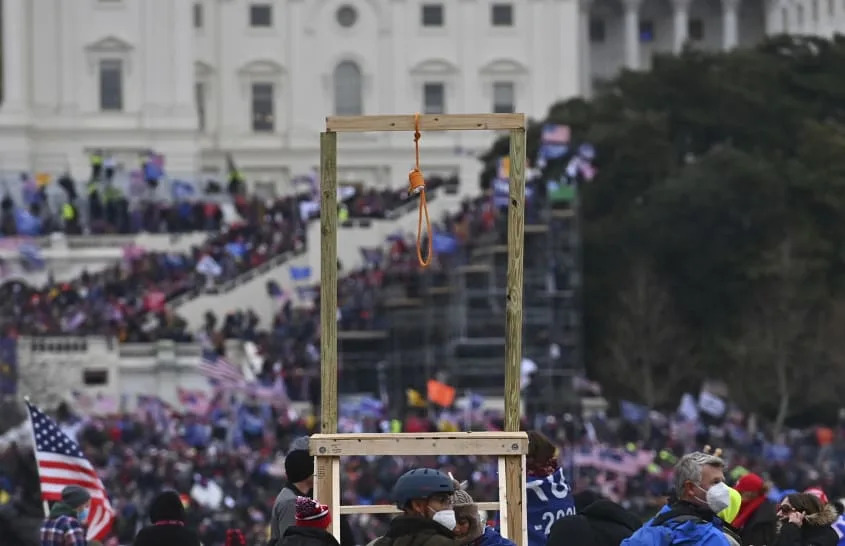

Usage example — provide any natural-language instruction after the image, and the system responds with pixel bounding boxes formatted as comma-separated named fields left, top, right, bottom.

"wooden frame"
left=312, top=113, right=528, bottom=546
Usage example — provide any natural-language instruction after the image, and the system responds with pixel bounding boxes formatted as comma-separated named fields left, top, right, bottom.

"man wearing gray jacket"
left=271, top=449, right=315, bottom=542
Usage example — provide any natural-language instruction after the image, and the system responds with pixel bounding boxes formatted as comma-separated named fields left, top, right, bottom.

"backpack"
left=621, top=509, right=708, bottom=546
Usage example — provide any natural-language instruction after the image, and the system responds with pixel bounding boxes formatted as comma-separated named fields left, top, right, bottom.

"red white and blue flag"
left=26, top=400, right=115, bottom=540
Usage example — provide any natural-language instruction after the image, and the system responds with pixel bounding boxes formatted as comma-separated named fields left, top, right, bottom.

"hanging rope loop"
left=408, top=113, right=432, bottom=267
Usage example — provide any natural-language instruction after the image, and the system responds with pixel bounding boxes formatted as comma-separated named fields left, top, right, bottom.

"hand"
left=787, top=511, right=804, bottom=527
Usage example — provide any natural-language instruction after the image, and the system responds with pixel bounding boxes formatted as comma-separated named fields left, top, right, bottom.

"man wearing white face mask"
left=368, top=469, right=459, bottom=546
left=621, top=452, right=735, bottom=546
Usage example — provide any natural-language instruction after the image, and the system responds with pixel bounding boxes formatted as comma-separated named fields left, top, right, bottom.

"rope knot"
left=411, top=113, right=432, bottom=268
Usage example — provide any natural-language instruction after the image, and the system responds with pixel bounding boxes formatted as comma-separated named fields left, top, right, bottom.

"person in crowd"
left=774, top=492, right=838, bottom=546
left=225, top=528, right=247, bottom=546
left=547, top=490, right=641, bottom=546
left=279, top=497, right=340, bottom=546
left=621, top=451, right=733, bottom=546
left=733, top=473, right=777, bottom=546
left=369, top=468, right=457, bottom=546
left=451, top=479, right=514, bottom=546
left=40, top=485, right=91, bottom=546
left=132, top=490, right=201, bottom=546
left=272, top=449, right=315, bottom=542
left=523, top=431, right=575, bottom=546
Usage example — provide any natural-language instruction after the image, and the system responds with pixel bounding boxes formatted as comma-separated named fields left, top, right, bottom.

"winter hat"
left=295, top=496, right=331, bottom=529
left=735, top=473, right=765, bottom=494
left=805, top=487, right=829, bottom=505
left=61, top=485, right=91, bottom=509
left=285, top=450, right=314, bottom=483
left=148, top=490, right=187, bottom=524
left=451, top=481, right=482, bottom=542
left=225, top=528, right=247, bottom=546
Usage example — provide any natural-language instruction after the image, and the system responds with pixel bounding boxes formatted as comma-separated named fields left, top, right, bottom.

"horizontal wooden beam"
left=309, top=432, right=528, bottom=457
left=340, top=502, right=501, bottom=515
left=325, top=114, right=526, bottom=133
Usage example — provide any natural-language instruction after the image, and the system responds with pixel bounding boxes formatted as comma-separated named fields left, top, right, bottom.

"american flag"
left=541, top=123, right=571, bottom=145
left=26, top=400, right=115, bottom=540
left=198, top=350, right=245, bottom=388
left=177, top=388, right=211, bottom=415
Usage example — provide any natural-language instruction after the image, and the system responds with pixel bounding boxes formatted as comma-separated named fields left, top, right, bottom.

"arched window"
left=333, top=61, right=363, bottom=115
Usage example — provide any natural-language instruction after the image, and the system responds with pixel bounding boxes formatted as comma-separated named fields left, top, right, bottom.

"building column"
left=57, top=0, right=77, bottom=113
left=1, top=0, right=28, bottom=118
left=172, top=0, right=195, bottom=117
left=672, top=0, right=691, bottom=53
left=580, top=0, right=593, bottom=95
left=623, top=0, right=642, bottom=70
left=722, top=0, right=740, bottom=50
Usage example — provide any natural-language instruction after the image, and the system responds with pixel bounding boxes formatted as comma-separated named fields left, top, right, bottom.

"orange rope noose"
left=408, top=113, right=432, bottom=267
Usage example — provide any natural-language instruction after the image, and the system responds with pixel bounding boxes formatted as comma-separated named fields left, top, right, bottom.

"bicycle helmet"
left=391, top=468, right=455, bottom=509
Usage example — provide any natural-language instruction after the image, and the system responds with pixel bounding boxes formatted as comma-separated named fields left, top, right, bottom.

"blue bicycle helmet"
left=391, top=468, right=455, bottom=509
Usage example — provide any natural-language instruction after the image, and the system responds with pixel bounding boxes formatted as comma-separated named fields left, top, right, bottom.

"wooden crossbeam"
left=340, top=502, right=501, bottom=515
left=310, top=432, right=528, bottom=457
left=325, top=113, right=525, bottom=133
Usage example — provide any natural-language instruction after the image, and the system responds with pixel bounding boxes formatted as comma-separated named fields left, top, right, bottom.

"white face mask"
left=705, top=483, right=732, bottom=515
left=432, top=509, right=457, bottom=530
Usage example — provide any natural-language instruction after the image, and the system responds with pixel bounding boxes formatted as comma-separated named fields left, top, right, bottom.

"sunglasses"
left=777, top=505, right=795, bottom=514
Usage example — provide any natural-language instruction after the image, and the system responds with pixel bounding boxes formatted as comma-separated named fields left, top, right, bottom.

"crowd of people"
left=2, top=393, right=845, bottom=546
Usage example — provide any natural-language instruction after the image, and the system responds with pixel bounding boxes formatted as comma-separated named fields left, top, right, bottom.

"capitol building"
left=0, top=0, right=840, bottom=193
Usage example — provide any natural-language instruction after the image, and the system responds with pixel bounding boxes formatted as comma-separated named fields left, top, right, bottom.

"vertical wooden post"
left=503, top=127, right=527, bottom=546
left=316, top=131, right=341, bottom=539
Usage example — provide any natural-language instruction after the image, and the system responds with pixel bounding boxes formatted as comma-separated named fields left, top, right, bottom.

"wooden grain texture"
left=339, top=502, right=501, bottom=515
left=310, top=432, right=528, bottom=456
left=504, top=455, right=527, bottom=546
left=326, top=113, right=526, bottom=132
left=316, top=131, right=338, bottom=536
left=504, top=128, right=526, bottom=433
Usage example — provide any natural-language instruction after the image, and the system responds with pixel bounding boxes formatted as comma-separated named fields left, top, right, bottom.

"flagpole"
left=23, top=396, right=49, bottom=518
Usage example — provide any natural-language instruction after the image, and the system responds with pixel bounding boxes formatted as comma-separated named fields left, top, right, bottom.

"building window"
left=334, top=61, right=363, bottom=115
left=492, top=81, right=515, bottom=114
left=99, top=59, right=123, bottom=111
left=193, top=2, right=203, bottom=28
left=421, top=4, right=444, bottom=26
left=251, top=82, right=274, bottom=132
left=811, top=0, right=818, bottom=20
left=249, top=3, right=272, bottom=27
left=195, top=82, right=206, bottom=131
left=423, top=83, right=445, bottom=114
left=688, top=19, right=704, bottom=40
left=589, top=18, right=605, bottom=42
left=639, top=20, right=655, bottom=42
left=336, top=5, right=358, bottom=27
left=491, top=3, right=514, bottom=26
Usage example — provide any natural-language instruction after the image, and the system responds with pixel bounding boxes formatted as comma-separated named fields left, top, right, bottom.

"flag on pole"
left=26, top=400, right=115, bottom=540
left=199, top=350, right=245, bottom=388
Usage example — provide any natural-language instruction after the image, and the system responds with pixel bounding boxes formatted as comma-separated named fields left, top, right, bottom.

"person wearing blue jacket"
left=522, top=431, right=576, bottom=546
left=621, top=451, right=734, bottom=546
left=452, top=482, right=515, bottom=546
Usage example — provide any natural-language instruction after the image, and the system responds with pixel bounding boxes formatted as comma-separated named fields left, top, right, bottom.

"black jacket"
left=372, top=515, right=458, bottom=546
left=739, top=500, right=778, bottom=546
left=548, top=499, right=641, bottom=546
left=774, top=505, right=839, bottom=546
left=133, top=491, right=201, bottom=546
left=281, top=526, right=342, bottom=546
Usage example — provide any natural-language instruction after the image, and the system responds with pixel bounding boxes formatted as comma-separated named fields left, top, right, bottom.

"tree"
left=598, top=261, right=693, bottom=409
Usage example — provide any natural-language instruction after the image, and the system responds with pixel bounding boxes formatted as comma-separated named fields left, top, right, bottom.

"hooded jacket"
left=281, top=525, right=341, bottom=546
left=370, top=515, right=458, bottom=546
left=548, top=499, right=640, bottom=546
left=132, top=491, right=201, bottom=546
left=775, top=504, right=839, bottom=546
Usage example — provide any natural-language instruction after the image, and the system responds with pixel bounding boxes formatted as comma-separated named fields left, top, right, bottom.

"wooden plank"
left=309, top=432, right=528, bottom=457
left=504, top=128, right=526, bottom=433
left=504, top=455, right=527, bottom=546
left=316, top=131, right=338, bottom=536
left=339, top=502, right=501, bottom=515
left=497, top=458, right=509, bottom=539
left=337, top=330, right=389, bottom=340
left=326, top=113, right=526, bottom=133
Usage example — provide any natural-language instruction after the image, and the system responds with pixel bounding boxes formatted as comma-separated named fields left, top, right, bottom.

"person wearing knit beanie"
left=271, top=450, right=316, bottom=542
left=225, top=528, right=247, bottom=546
left=451, top=479, right=515, bottom=546
left=279, top=497, right=340, bottom=546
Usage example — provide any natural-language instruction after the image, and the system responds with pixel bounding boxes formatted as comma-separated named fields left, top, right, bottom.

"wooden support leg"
left=314, top=456, right=341, bottom=539
left=503, top=454, right=527, bottom=546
